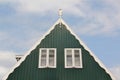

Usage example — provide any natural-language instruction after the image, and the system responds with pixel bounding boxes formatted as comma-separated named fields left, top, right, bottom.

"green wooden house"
left=3, top=11, right=115, bottom=80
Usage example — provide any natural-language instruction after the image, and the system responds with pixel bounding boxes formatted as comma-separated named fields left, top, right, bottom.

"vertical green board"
left=7, top=23, right=112, bottom=80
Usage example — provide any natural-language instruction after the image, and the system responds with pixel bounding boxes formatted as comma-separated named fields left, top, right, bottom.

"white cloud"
left=8, top=0, right=84, bottom=16
left=1, top=0, right=120, bottom=36
left=0, top=51, right=16, bottom=80
left=1, top=0, right=120, bottom=35
left=72, top=0, right=120, bottom=36
left=0, top=66, right=8, bottom=79
left=18, top=0, right=77, bottom=11
left=110, top=65, right=120, bottom=80
left=77, top=13, right=119, bottom=36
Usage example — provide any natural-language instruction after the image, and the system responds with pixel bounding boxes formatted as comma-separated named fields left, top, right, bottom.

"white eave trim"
left=60, top=18, right=116, bottom=80
left=2, top=19, right=61, bottom=80
left=2, top=18, right=116, bottom=80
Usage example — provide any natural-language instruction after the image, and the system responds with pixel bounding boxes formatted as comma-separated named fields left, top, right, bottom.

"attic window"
left=65, top=48, right=82, bottom=68
left=39, top=48, right=56, bottom=68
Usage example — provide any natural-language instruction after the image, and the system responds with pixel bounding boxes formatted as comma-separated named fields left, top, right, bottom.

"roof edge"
left=2, top=18, right=116, bottom=80
left=2, top=18, right=61, bottom=80
left=60, top=19, right=116, bottom=80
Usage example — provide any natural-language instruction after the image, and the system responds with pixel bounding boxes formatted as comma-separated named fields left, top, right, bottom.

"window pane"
left=74, top=50, right=80, bottom=66
left=66, top=50, right=72, bottom=66
left=49, top=50, right=55, bottom=66
left=41, top=50, right=47, bottom=66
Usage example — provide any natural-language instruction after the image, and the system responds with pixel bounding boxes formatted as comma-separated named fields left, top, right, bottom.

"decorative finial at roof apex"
left=59, top=9, right=62, bottom=18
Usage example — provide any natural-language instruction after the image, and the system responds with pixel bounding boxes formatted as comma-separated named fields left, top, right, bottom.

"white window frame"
left=65, top=48, right=83, bottom=68
left=39, top=48, right=56, bottom=68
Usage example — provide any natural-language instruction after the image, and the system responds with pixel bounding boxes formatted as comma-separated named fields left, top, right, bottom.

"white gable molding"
left=3, top=18, right=116, bottom=80
left=60, top=19, right=116, bottom=80
left=2, top=19, right=60, bottom=80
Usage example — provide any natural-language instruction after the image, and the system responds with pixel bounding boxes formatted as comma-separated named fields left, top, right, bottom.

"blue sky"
left=0, top=0, right=120, bottom=80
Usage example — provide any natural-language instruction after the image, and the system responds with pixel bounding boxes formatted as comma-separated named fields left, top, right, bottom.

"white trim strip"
left=2, top=19, right=60, bottom=80
left=2, top=18, right=116, bottom=80
left=61, top=18, right=116, bottom=80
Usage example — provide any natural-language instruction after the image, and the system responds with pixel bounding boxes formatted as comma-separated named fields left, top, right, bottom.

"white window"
left=65, top=48, right=82, bottom=68
left=39, top=48, right=56, bottom=68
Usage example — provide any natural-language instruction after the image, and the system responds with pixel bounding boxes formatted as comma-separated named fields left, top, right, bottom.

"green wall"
left=7, top=23, right=112, bottom=80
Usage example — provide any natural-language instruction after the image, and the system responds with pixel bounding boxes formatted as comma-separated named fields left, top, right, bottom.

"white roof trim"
left=2, top=19, right=61, bottom=80
left=3, top=18, right=116, bottom=80
left=60, top=19, right=116, bottom=80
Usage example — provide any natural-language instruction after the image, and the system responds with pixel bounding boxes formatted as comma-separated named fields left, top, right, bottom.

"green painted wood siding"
left=7, top=23, right=112, bottom=80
